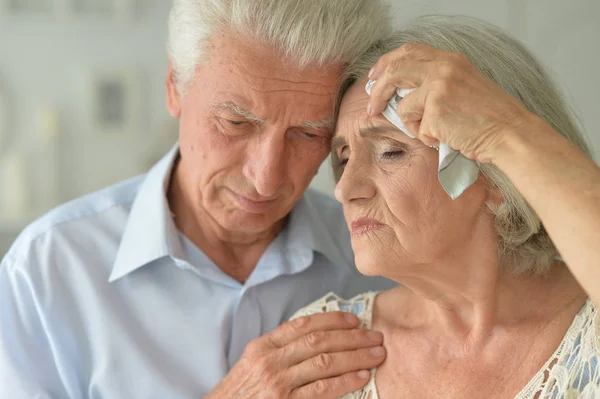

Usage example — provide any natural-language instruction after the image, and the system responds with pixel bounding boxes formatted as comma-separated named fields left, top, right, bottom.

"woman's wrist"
left=490, top=114, right=555, bottom=170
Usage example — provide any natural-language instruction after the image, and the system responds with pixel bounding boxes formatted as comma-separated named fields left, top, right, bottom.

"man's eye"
left=220, top=119, right=252, bottom=137
left=301, top=131, right=320, bottom=139
left=382, top=150, right=404, bottom=159
left=228, top=120, right=246, bottom=126
left=338, top=158, right=349, bottom=168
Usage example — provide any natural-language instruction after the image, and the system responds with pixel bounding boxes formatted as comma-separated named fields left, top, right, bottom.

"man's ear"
left=166, top=60, right=182, bottom=118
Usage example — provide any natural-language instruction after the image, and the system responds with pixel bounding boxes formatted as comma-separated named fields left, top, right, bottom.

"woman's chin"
left=354, top=250, right=385, bottom=276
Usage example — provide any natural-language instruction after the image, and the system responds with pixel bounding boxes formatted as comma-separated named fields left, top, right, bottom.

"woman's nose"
left=334, top=157, right=376, bottom=204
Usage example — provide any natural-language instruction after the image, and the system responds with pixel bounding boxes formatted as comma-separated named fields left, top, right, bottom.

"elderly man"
left=0, top=1, right=395, bottom=398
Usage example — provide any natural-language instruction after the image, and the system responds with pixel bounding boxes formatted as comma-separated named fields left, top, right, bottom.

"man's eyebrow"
left=213, top=103, right=266, bottom=123
left=301, top=118, right=335, bottom=131
left=332, top=125, right=398, bottom=152
left=213, top=104, right=333, bottom=132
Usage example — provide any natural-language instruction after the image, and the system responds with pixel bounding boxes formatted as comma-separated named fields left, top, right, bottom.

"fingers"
left=232, top=312, right=383, bottom=398
left=291, top=370, right=373, bottom=399
left=281, top=328, right=384, bottom=365
left=394, top=84, right=440, bottom=148
left=395, top=86, right=426, bottom=138
left=368, top=59, right=436, bottom=116
left=369, top=42, right=440, bottom=81
left=264, top=312, right=360, bottom=349
left=367, top=43, right=444, bottom=116
left=288, top=346, right=386, bottom=387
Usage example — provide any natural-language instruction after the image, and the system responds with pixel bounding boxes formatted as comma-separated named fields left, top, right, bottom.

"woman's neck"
left=377, top=262, right=586, bottom=354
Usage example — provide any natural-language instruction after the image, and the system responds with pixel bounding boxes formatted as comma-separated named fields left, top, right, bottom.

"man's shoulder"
left=300, top=188, right=347, bottom=238
left=2, top=174, right=146, bottom=269
left=295, top=188, right=353, bottom=263
left=303, top=188, right=343, bottom=213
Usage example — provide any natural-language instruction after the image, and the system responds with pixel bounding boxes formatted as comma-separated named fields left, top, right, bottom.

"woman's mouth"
left=350, top=217, right=385, bottom=237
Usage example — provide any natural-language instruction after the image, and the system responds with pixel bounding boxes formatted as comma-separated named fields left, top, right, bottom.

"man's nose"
left=243, top=134, right=286, bottom=197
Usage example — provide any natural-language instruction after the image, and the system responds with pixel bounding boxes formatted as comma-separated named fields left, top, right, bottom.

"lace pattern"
left=291, top=293, right=600, bottom=399
left=516, top=299, right=600, bottom=398
left=290, top=292, right=380, bottom=399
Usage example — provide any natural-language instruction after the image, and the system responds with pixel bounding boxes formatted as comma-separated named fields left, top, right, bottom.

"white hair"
left=167, top=0, right=392, bottom=95
left=337, top=15, right=593, bottom=276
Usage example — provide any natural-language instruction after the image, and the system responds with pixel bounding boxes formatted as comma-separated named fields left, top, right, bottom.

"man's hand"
left=206, top=312, right=385, bottom=399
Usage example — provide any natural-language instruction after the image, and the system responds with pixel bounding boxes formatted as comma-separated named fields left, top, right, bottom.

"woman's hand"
left=367, top=42, right=540, bottom=164
left=369, top=42, right=600, bottom=307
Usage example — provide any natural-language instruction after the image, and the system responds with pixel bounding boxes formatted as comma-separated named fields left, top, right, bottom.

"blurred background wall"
left=0, top=0, right=598, bottom=257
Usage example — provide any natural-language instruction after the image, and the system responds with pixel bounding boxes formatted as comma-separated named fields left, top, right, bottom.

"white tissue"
left=365, top=80, right=479, bottom=199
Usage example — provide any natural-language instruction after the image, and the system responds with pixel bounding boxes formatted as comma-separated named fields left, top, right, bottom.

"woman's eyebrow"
left=358, top=125, right=398, bottom=139
left=332, top=125, right=408, bottom=152
left=331, top=136, right=347, bottom=152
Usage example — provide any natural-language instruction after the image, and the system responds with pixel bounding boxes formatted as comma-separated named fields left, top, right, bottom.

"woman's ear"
left=166, top=60, right=182, bottom=118
left=484, top=178, right=505, bottom=208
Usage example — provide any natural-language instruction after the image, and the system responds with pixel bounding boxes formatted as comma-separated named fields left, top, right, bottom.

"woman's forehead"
left=335, top=82, right=375, bottom=140
left=334, top=78, right=420, bottom=148
left=339, top=79, right=372, bottom=115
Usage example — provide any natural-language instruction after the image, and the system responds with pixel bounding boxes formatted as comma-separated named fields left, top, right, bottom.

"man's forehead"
left=209, top=33, right=343, bottom=90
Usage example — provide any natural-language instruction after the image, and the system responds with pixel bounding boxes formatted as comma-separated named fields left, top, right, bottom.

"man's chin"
left=225, top=188, right=284, bottom=215
left=219, top=210, right=281, bottom=234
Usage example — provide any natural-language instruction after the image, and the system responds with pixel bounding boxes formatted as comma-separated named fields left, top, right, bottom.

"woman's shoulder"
left=530, top=299, right=600, bottom=397
left=290, top=291, right=380, bottom=329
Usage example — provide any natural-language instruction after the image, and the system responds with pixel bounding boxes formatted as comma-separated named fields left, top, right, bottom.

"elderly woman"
left=292, top=16, right=600, bottom=398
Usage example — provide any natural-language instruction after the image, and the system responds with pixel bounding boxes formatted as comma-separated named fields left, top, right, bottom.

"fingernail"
left=371, top=346, right=386, bottom=357
left=365, top=80, right=376, bottom=95
left=368, top=66, right=375, bottom=78
left=367, top=331, right=382, bottom=342
left=345, top=313, right=358, bottom=323
left=367, top=104, right=372, bottom=115
left=358, top=370, right=371, bottom=379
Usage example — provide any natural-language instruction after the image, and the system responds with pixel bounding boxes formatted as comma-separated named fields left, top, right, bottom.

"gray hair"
left=337, top=15, right=593, bottom=276
left=167, top=0, right=392, bottom=95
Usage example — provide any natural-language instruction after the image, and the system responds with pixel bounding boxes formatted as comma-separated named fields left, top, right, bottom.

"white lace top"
left=290, top=292, right=600, bottom=399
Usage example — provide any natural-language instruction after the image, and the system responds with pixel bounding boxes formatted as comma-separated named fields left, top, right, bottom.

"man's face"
left=166, top=33, right=341, bottom=235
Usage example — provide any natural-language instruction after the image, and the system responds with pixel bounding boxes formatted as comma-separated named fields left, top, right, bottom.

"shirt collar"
left=109, top=144, right=183, bottom=282
left=109, top=144, right=353, bottom=282
left=282, top=190, right=354, bottom=273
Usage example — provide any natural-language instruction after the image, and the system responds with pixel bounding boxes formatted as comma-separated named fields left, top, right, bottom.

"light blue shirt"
left=0, top=145, right=395, bottom=398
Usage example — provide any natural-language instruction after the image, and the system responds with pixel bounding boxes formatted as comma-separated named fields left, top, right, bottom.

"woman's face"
left=333, top=78, right=493, bottom=279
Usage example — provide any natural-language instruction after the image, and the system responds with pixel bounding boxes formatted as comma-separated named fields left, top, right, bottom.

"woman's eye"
left=338, top=158, right=349, bottom=168
left=381, top=150, right=404, bottom=160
